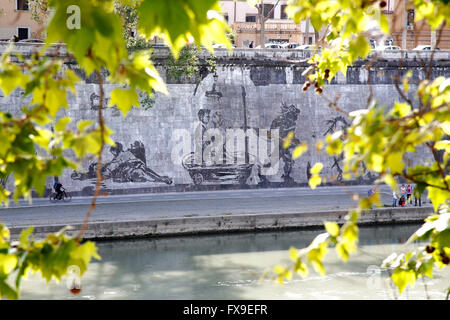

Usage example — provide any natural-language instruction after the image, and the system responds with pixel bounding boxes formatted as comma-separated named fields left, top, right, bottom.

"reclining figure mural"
left=71, top=140, right=173, bottom=185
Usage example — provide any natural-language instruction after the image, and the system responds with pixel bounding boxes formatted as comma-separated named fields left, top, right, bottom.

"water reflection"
left=18, top=224, right=450, bottom=300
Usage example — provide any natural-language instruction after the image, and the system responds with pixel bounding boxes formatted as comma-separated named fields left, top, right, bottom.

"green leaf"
left=137, top=0, right=231, bottom=58
left=391, top=269, right=416, bottom=294
left=386, top=152, right=404, bottom=174
left=19, top=227, right=34, bottom=248
left=289, top=247, right=299, bottom=262
left=393, top=102, right=412, bottom=118
left=309, top=175, right=322, bottom=189
left=55, top=117, right=72, bottom=132
left=109, top=88, right=140, bottom=116
left=310, top=162, right=323, bottom=174
left=427, top=187, right=450, bottom=212
left=77, top=120, right=94, bottom=132
left=0, top=254, right=18, bottom=274
left=324, top=221, right=339, bottom=237
left=292, top=143, right=308, bottom=159
left=0, top=278, right=18, bottom=300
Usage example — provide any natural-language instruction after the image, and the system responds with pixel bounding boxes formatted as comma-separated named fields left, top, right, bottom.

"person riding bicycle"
left=53, top=181, right=65, bottom=200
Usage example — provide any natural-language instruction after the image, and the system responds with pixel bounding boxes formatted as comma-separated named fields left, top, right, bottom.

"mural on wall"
left=181, top=74, right=302, bottom=187
left=71, top=140, right=173, bottom=185
left=181, top=107, right=255, bottom=185
left=323, top=116, right=349, bottom=182
left=270, top=103, right=301, bottom=185
left=322, top=115, right=375, bottom=183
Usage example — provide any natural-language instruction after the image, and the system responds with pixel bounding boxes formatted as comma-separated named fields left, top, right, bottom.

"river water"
left=18, top=223, right=450, bottom=300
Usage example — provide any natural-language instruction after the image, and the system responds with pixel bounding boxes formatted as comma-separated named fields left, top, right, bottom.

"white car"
left=19, top=39, right=44, bottom=43
left=413, top=45, right=440, bottom=51
left=265, top=43, right=283, bottom=49
left=280, top=43, right=301, bottom=49
left=374, top=45, right=401, bottom=51
left=254, top=43, right=284, bottom=49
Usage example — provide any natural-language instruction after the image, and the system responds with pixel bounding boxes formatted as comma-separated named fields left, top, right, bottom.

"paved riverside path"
left=0, top=185, right=429, bottom=228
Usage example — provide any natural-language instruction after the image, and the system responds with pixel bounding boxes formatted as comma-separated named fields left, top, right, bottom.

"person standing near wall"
left=406, top=184, right=412, bottom=205
left=400, top=184, right=406, bottom=203
left=392, top=191, right=398, bottom=207
left=414, top=186, right=422, bottom=207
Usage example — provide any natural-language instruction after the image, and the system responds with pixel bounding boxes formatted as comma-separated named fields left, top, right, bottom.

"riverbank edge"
left=7, top=206, right=433, bottom=241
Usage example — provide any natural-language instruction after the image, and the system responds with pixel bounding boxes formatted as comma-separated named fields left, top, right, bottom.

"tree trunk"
left=402, top=0, right=408, bottom=49
left=304, top=19, right=310, bottom=44
left=261, top=17, right=265, bottom=47
left=314, top=28, right=319, bottom=44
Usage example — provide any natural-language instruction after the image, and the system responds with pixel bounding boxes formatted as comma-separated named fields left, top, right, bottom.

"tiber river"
left=18, top=223, right=450, bottom=300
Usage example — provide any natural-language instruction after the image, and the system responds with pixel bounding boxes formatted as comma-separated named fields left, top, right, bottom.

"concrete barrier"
left=8, top=206, right=434, bottom=241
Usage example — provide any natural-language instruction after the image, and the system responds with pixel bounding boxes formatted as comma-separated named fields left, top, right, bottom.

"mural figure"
left=323, top=116, right=349, bottom=183
left=270, top=103, right=301, bottom=184
left=323, top=116, right=375, bottom=183
left=89, top=92, right=121, bottom=116
left=182, top=108, right=253, bottom=185
left=194, top=108, right=212, bottom=163
left=89, top=92, right=110, bottom=110
left=71, top=140, right=172, bottom=184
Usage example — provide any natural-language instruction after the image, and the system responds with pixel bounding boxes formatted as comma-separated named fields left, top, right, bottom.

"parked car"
left=212, top=43, right=235, bottom=49
left=295, top=44, right=315, bottom=50
left=281, top=43, right=301, bottom=49
left=265, top=43, right=283, bottom=49
left=150, top=43, right=168, bottom=47
left=374, top=45, right=401, bottom=51
left=255, top=43, right=283, bottom=49
left=412, top=45, right=440, bottom=51
left=0, top=38, right=11, bottom=42
left=19, top=39, right=44, bottom=43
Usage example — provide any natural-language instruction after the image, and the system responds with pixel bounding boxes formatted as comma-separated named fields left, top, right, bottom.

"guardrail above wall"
left=1, top=43, right=450, bottom=62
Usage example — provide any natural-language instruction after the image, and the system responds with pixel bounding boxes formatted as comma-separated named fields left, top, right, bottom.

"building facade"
left=1, top=0, right=448, bottom=49
left=385, top=0, right=450, bottom=49
left=220, top=0, right=313, bottom=48
left=0, top=0, right=44, bottom=40
left=220, top=0, right=450, bottom=50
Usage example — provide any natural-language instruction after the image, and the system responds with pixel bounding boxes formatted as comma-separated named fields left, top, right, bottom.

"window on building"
left=407, top=10, right=415, bottom=26
left=246, top=15, right=257, bottom=22
left=263, top=4, right=274, bottom=19
left=381, top=0, right=395, bottom=14
left=18, top=27, right=29, bottom=40
left=16, top=0, right=29, bottom=11
left=280, top=5, right=288, bottom=19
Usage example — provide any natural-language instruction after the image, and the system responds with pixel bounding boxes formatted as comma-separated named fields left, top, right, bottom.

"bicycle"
left=49, top=189, right=72, bottom=203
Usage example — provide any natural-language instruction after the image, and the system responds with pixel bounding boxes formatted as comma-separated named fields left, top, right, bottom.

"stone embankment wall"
left=0, top=44, right=448, bottom=196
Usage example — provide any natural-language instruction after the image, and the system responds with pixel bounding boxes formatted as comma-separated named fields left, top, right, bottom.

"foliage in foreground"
left=0, top=0, right=448, bottom=299
left=271, top=0, right=449, bottom=298
left=0, top=0, right=230, bottom=299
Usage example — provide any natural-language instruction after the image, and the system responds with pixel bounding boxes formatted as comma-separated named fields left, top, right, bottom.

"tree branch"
left=76, top=69, right=105, bottom=241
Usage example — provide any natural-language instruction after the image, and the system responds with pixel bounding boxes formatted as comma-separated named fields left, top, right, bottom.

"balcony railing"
left=232, top=22, right=302, bottom=32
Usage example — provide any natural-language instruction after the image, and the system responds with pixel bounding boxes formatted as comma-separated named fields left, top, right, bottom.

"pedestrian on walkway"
left=400, top=184, right=406, bottom=203
left=392, top=191, right=398, bottom=207
left=414, top=186, right=422, bottom=207
left=399, top=195, right=406, bottom=207
left=406, top=184, right=412, bottom=205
